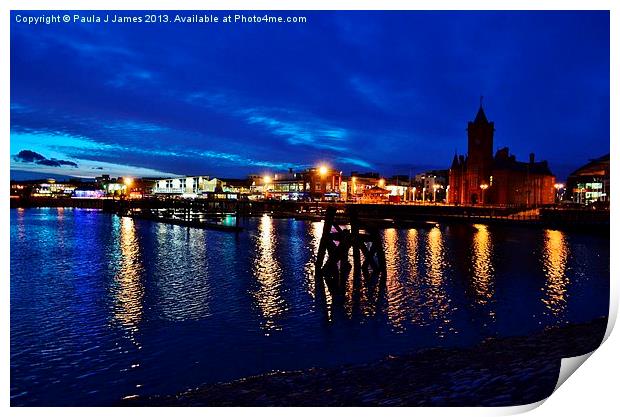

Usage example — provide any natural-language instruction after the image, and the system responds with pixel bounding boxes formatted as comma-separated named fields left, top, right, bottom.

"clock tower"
left=465, top=100, right=494, bottom=204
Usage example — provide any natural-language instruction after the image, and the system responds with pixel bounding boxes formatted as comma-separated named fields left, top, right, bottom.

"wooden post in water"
left=315, top=206, right=386, bottom=299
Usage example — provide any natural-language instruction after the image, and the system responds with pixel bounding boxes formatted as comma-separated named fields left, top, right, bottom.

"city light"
left=378, top=179, right=385, bottom=187
left=263, top=175, right=272, bottom=184
left=123, top=177, right=134, bottom=187
left=480, top=183, right=489, bottom=206
left=318, top=165, right=328, bottom=176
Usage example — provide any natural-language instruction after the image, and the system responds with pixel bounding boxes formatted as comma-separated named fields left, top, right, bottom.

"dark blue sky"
left=10, top=10, right=609, bottom=181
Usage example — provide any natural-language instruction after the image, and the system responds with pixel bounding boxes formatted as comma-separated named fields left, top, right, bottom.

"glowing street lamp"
left=319, top=165, right=328, bottom=176
left=554, top=183, right=564, bottom=203
left=378, top=178, right=385, bottom=188
left=432, top=184, right=442, bottom=203
left=123, top=177, right=133, bottom=198
left=262, top=175, right=272, bottom=198
left=479, top=183, right=489, bottom=205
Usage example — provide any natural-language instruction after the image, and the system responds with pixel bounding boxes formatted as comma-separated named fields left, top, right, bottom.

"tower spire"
left=474, top=97, right=488, bottom=124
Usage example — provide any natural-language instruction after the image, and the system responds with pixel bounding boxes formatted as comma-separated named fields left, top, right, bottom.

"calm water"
left=10, top=208, right=609, bottom=405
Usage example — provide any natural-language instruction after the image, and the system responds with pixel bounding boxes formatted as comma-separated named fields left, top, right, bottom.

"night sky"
left=10, top=10, right=609, bottom=181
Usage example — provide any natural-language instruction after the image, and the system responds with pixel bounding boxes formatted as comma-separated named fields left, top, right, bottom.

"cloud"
left=245, top=112, right=348, bottom=152
left=13, top=149, right=46, bottom=163
left=13, top=149, right=78, bottom=168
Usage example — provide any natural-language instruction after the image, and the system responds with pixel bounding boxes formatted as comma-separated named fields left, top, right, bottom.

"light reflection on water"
left=10, top=210, right=609, bottom=406
left=154, top=223, right=212, bottom=322
left=424, top=226, right=455, bottom=337
left=251, top=214, right=286, bottom=334
left=471, top=224, right=495, bottom=309
left=541, top=229, right=570, bottom=319
left=112, top=217, right=144, bottom=346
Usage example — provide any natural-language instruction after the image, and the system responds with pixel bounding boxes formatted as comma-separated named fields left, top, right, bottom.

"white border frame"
left=2, top=2, right=617, bottom=416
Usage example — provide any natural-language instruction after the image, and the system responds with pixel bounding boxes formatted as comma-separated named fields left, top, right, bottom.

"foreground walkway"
left=127, top=318, right=607, bottom=407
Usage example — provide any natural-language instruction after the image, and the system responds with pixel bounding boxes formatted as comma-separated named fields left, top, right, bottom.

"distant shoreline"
left=10, top=198, right=610, bottom=234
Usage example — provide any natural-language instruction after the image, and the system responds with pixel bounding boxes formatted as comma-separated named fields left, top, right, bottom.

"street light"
left=263, top=175, right=272, bottom=199
left=319, top=165, right=328, bottom=176
left=123, top=177, right=133, bottom=198
left=433, top=184, right=442, bottom=203
left=378, top=178, right=385, bottom=188
left=554, top=183, right=564, bottom=204
left=479, top=183, right=489, bottom=205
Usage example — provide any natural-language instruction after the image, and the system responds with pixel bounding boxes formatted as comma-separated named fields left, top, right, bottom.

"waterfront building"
left=565, top=154, right=610, bottom=206
left=346, top=172, right=383, bottom=202
left=73, top=186, right=105, bottom=199
left=152, top=176, right=224, bottom=198
left=256, top=169, right=308, bottom=200
left=415, top=170, right=448, bottom=202
left=385, top=176, right=412, bottom=203
left=16, top=179, right=80, bottom=198
left=307, top=166, right=342, bottom=201
left=362, top=185, right=390, bottom=203
left=221, top=178, right=253, bottom=196
left=448, top=104, right=555, bottom=206
left=252, top=167, right=342, bottom=201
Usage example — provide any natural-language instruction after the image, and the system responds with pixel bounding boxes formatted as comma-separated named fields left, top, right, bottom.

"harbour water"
left=10, top=208, right=609, bottom=406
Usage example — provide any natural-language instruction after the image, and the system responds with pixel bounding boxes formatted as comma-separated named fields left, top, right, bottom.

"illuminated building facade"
left=449, top=105, right=555, bottom=206
left=252, top=167, right=342, bottom=201
left=152, top=176, right=223, bottom=197
left=565, top=154, right=610, bottom=205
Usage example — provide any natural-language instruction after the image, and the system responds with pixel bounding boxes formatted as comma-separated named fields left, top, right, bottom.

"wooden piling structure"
left=315, top=206, right=387, bottom=299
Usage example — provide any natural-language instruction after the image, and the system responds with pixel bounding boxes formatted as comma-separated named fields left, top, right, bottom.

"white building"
left=152, top=176, right=221, bottom=197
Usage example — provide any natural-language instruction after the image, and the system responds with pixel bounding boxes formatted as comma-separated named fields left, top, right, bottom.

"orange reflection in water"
left=542, top=229, right=570, bottom=317
left=252, top=215, right=286, bottom=334
left=113, top=217, right=145, bottom=346
left=471, top=224, right=495, bottom=307
left=424, top=226, right=454, bottom=336
left=384, top=228, right=407, bottom=331
left=405, top=229, right=424, bottom=325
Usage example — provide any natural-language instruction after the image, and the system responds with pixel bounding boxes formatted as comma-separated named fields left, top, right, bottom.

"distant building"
left=256, top=169, right=308, bottom=200
left=565, top=154, right=610, bottom=205
left=252, top=167, right=342, bottom=201
left=152, top=176, right=228, bottom=198
left=449, top=104, right=555, bottom=206
left=346, top=172, right=385, bottom=202
left=73, top=186, right=105, bottom=199
left=415, top=170, right=448, bottom=202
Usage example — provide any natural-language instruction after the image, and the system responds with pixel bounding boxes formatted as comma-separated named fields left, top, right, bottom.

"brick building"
left=448, top=104, right=555, bottom=206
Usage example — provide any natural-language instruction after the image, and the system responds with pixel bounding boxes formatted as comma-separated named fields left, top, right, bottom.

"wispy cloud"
left=245, top=113, right=348, bottom=151
left=337, top=157, right=373, bottom=169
